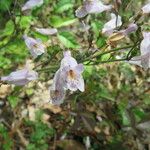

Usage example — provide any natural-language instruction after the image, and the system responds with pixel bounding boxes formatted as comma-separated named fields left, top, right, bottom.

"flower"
left=142, top=2, right=150, bottom=14
left=50, top=70, right=66, bottom=105
left=50, top=51, right=85, bottom=105
left=1, top=68, right=38, bottom=86
left=60, top=51, right=85, bottom=92
left=22, top=0, right=43, bottom=11
left=122, top=23, right=138, bottom=36
left=102, top=13, right=122, bottom=36
left=23, top=35, right=46, bottom=58
left=75, top=0, right=112, bottom=18
left=34, top=27, right=58, bottom=35
left=129, top=32, right=150, bottom=70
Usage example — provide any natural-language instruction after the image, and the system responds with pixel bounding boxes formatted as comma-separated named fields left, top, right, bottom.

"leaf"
left=49, top=15, right=77, bottom=27
left=58, top=31, right=80, bottom=48
left=7, top=95, right=20, bottom=108
left=54, top=0, right=74, bottom=13
left=0, top=0, right=12, bottom=12
left=0, top=20, right=15, bottom=37
left=19, top=16, right=32, bottom=29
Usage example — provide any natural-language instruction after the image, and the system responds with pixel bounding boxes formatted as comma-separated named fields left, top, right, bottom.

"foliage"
left=0, top=0, right=150, bottom=150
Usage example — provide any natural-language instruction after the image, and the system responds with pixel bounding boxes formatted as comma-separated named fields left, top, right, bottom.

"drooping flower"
left=140, top=32, right=150, bottom=55
left=129, top=32, right=150, bottom=70
left=49, top=70, right=66, bottom=105
left=60, top=51, right=85, bottom=92
left=50, top=51, right=85, bottom=105
left=122, top=23, right=138, bottom=36
left=22, top=0, right=43, bottom=11
left=142, top=2, right=150, bottom=14
left=23, top=35, right=46, bottom=58
left=75, top=0, right=112, bottom=18
left=102, top=13, right=122, bottom=36
left=35, top=27, right=58, bottom=35
left=1, top=68, right=38, bottom=86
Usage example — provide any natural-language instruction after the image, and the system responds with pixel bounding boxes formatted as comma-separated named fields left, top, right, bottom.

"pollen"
left=68, top=70, right=76, bottom=79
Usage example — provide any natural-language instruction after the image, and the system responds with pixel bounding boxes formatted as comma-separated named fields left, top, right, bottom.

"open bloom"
left=50, top=51, right=85, bottom=105
left=1, top=68, right=38, bottom=86
left=60, top=51, right=85, bottom=92
left=142, top=2, right=150, bottom=14
left=75, top=0, right=112, bottom=18
left=35, top=27, right=58, bottom=35
left=129, top=32, right=150, bottom=70
left=23, top=35, right=46, bottom=58
left=22, top=0, right=43, bottom=11
left=102, top=13, right=122, bottom=36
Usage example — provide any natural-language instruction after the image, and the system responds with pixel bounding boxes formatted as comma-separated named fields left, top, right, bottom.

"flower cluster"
left=1, top=0, right=150, bottom=106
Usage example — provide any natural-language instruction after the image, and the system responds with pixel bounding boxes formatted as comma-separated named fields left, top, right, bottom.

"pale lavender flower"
left=75, top=0, right=112, bottom=18
left=35, top=27, right=58, bottom=35
left=23, top=35, right=46, bottom=58
left=140, top=32, right=150, bottom=55
left=122, top=23, right=138, bottom=36
left=50, top=70, right=66, bottom=105
left=22, top=0, right=43, bottom=11
left=129, top=32, right=150, bottom=69
left=1, top=68, right=38, bottom=86
left=102, top=13, right=122, bottom=36
left=60, top=51, right=85, bottom=92
left=85, top=0, right=112, bottom=14
left=142, top=2, right=150, bottom=14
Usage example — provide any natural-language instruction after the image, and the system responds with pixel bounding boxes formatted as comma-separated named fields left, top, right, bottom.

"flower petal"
left=22, top=0, right=43, bottom=11
left=85, top=0, right=112, bottom=14
left=102, top=13, right=122, bottom=36
left=142, top=2, right=150, bottom=14
left=35, top=27, right=57, bottom=35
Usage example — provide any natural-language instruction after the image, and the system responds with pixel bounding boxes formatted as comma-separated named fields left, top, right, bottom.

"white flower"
left=23, top=35, right=46, bottom=58
left=22, top=0, right=43, bottom=11
left=102, top=13, right=122, bottom=36
left=35, top=27, right=58, bottom=35
left=129, top=32, right=150, bottom=70
left=60, top=51, right=85, bottom=92
left=1, top=68, right=38, bottom=86
left=75, top=0, right=112, bottom=18
left=142, top=2, right=150, bottom=14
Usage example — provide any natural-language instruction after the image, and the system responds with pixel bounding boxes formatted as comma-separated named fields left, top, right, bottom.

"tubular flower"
left=23, top=35, right=46, bottom=58
left=122, top=23, right=138, bottom=36
left=1, top=68, right=38, bottom=86
left=129, top=32, right=150, bottom=70
left=50, top=70, right=66, bottom=105
left=34, top=28, right=58, bottom=35
left=75, top=0, right=112, bottom=18
left=102, top=13, right=122, bottom=36
left=22, top=0, right=43, bottom=11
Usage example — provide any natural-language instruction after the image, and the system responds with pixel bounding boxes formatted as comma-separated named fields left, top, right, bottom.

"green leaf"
left=19, top=16, right=32, bottom=29
left=49, top=15, right=77, bottom=28
left=0, top=20, right=15, bottom=37
left=0, top=0, right=12, bottom=12
left=54, top=0, right=74, bottom=13
left=7, top=95, right=20, bottom=108
left=58, top=31, right=80, bottom=48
